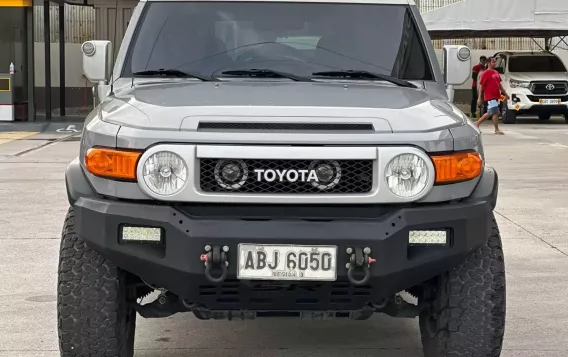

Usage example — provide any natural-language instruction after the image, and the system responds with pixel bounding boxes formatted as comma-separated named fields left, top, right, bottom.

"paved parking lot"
left=1, top=118, right=568, bottom=357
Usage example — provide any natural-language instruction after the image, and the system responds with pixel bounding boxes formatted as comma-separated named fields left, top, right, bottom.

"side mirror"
left=81, top=41, right=113, bottom=83
left=442, top=45, right=471, bottom=86
left=496, top=67, right=504, bottom=74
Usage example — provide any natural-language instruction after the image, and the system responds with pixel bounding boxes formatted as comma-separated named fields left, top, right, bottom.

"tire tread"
left=57, top=207, right=134, bottom=357
left=421, top=217, right=506, bottom=357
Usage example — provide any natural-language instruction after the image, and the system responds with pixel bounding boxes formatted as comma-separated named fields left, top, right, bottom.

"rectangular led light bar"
left=409, top=230, right=448, bottom=245
left=121, top=225, right=163, bottom=243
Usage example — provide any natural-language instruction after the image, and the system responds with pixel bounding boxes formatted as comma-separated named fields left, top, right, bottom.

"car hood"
left=99, top=81, right=466, bottom=133
left=508, top=72, right=568, bottom=81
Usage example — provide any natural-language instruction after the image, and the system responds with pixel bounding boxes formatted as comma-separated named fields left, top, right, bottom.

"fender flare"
left=65, top=157, right=97, bottom=206
left=470, top=166, right=499, bottom=210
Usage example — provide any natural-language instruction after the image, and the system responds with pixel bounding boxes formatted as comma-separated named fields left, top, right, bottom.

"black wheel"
left=57, top=207, right=137, bottom=357
left=501, top=107, right=517, bottom=124
left=564, top=112, right=568, bottom=123
left=538, top=113, right=551, bottom=121
left=419, top=216, right=506, bottom=357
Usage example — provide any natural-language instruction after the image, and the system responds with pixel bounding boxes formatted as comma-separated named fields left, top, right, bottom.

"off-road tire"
left=501, top=108, right=516, bottom=124
left=57, top=207, right=137, bottom=357
left=419, top=217, right=506, bottom=357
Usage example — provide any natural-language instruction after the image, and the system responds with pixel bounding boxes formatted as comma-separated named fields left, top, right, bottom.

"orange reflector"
left=85, top=147, right=141, bottom=181
left=431, top=152, right=483, bottom=184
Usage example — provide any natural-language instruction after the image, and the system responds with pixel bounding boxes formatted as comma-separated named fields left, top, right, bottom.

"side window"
left=499, top=56, right=507, bottom=72
left=495, top=57, right=503, bottom=68
left=495, top=56, right=506, bottom=74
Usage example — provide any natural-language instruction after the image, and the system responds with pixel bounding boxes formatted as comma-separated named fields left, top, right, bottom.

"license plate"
left=237, top=244, right=337, bottom=281
left=539, top=98, right=561, bottom=104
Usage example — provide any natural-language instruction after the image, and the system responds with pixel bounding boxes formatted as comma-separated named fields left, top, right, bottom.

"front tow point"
left=201, top=245, right=229, bottom=283
left=346, top=247, right=375, bottom=286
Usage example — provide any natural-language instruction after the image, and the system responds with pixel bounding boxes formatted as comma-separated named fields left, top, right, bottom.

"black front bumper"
left=74, top=168, right=498, bottom=312
left=517, top=104, right=568, bottom=115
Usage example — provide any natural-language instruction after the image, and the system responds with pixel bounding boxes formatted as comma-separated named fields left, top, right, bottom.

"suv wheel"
left=419, top=217, right=506, bottom=357
left=538, top=113, right=551, bottom=121
left=501, top=107, right=516, bottom=124
left=57, top=208, right=137, bottom=357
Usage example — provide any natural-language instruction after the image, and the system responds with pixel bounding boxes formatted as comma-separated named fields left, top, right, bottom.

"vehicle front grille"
left=527, top=95, right=568, bottom=102
left=530, top=81, right=568, bottom=95
left=199, top=158, right=374, bottom=194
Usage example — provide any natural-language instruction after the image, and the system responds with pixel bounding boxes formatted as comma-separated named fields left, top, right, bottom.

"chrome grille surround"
left=135, top=144, right=437, bottom=204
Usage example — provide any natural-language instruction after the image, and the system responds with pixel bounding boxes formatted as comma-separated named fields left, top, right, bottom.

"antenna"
left=109, top=0, right=120, bottom=95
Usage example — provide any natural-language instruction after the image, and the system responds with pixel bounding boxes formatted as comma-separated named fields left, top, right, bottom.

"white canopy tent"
left=422, top=0, right=568, bottom=40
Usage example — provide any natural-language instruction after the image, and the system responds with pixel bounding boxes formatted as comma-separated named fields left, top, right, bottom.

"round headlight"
left=142, top=151, right=188, bottom=195
left=385, top=154, right=429, bottom=198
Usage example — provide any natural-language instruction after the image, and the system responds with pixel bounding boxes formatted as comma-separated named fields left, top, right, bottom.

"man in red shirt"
left=474, top=57, right=509, bottom=134
left=471, top=56, right=487, bottom=117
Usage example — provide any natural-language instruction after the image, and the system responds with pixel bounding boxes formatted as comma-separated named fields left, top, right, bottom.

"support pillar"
left=58, top=4, right=65, bottom=116
left=545, top=37, right=551, bottom=52
left=43, top=0, right=51, bottom=120
left=25, top=5, right=35, bottom=121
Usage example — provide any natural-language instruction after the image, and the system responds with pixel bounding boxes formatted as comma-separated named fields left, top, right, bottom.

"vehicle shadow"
left=134, top=313, right=424, bottom=356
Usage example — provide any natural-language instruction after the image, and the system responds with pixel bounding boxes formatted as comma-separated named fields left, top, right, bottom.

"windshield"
left=123, top=1, right=433, bottom=81
left=508, top=55, right=567, bottom=73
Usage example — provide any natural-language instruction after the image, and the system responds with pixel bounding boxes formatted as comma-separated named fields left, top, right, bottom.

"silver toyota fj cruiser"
left=58, top=0, right=506, bottom=356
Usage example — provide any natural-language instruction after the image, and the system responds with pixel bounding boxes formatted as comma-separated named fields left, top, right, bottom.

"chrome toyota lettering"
left=254, top=169, right=319, bottom=182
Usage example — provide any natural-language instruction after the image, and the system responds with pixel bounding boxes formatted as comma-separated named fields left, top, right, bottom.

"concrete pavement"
left=1, top=118, right=568, bottom=357
left=0, top=121, right=84, bottom=160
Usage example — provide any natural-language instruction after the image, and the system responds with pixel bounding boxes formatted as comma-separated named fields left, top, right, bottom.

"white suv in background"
left=494, top=51, right=568, bottom=124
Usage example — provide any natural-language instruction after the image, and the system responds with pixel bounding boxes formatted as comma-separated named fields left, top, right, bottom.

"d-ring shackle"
left=200, top=245, right=228, bottom=283
left=346, top=247, right=376, bottom=286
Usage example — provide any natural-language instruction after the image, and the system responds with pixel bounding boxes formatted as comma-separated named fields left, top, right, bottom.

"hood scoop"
left=181, top=115, right=393, bottom=133
left=197, top=122, right=375, bottom=132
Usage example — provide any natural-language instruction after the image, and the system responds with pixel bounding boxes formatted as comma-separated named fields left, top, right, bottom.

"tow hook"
left=200, top=245, right=229, bottom=283
left=346, top=247, right=376, bottom=286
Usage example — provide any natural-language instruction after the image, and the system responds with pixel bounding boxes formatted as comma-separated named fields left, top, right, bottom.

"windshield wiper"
left=221, top=69, right=312, bottom=82
left=312, top=70, right=417, bottom=88
left=132, top=69, right=218, bottom=81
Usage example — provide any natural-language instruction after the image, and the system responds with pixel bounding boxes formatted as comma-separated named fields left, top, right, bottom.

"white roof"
left=497, top=51, right=559, bottom=56
left=422, top=0, right=568, bottom=39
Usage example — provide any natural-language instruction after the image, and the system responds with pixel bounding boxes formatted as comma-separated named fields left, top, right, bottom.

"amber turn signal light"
left=85, top=147, right=142, bottom=181
left=430, top=152, right=483, bottom=184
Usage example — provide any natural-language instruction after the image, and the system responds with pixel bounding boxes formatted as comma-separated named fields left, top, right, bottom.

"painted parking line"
left=0, top=131, right=40, bottom=145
